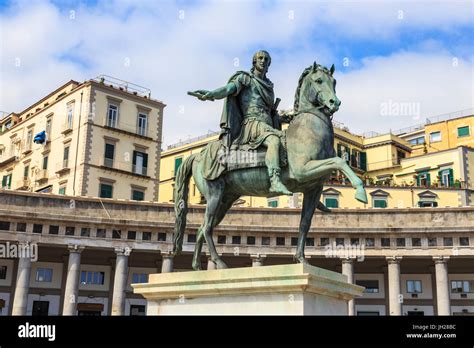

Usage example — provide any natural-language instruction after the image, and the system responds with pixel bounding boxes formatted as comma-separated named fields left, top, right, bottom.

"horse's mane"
left=293, top=64, right=331, bottom=112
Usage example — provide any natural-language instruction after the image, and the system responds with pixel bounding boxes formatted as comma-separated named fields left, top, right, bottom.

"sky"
left=0, top=0, right=473, bottom=147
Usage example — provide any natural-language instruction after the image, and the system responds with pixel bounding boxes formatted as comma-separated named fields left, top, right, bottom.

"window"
left=417, top=172, right=431, bottom=186
left=130, top=305, right=146, bottom=316
left=460, top=237, right=470, bottom=246
left=142, top=232, right=151, bottom=241
left=42, top=155, right=48, bottom=170
left=80, top=271, right=105, bottom=285
left=355, top=280, right=379, bottom=293
left=16, top=223, right=26, bottom=232
left=217, top=235, right=226, bottom=244
left=439, top=169, right=454, bottom=187
left=443, top=237, right=453, bottom=246
left=80, top=228, right=90, bottom=237
left=0, top=266, right=7, bottom=279
left=35, top=268, right=53, bottom=282
left=306, top=238, right=314, bottom=246
left=351, top=149, right=359, bottom=168
left=187, top=234, right=196, bottom=243
left=107, top=104, right=118, bottom=128
left=32, top=301, right=49, bottom=316
left=396, top=238, right=406, bottom=247
left=351, top=238, right=360, bottom=246
left=232, top=236, right=241, bottom=244
left=67, top=103, right=74, bottom=128
left=137, top=113, right=147, bottom=136
left=276, top=237, right=285, bottom=246
left=33, top=224, right=43, bottom=234
left=100, top=183, right=113, bottom=198
left=261, top=237, right=270, bottom=245
left=104, top=143, right=115, bottom=167
left=133, top=151, right=148, bottom=175
left=96, top=229, right=106, bottom=238
left=457, top=126, right=470, bottom=137
left=324, top=197, right=339, bottom=208
left=428, top=238, right=437, bottom=247
left=291, top=237, right=298, bottom=246
left=336, top=238, right=345, bottom=246
left=63, top=146, right=70, bottom=168
left=132, top=190, right=144, bottom=201
left=418, top=201, right=438, bottom=208
left=157, top=233, right=167, bottom=241
left=58, top=186, right=66, bottom=195
left=381, top=238, right=390, bottom=247
left=23, top=165, right=29, bottom=179
left=112, top=230, right=121, bottom=239
left=407, top=280, right=422, bottom=293
left=451, top=280, right=474, bottom=293
left=373, top=198, right=387, bottom=208
left=174, top=157, right=183, bottom=176
left=396, top=150, right=406, bottom=164
left=365, top=238, right=375, bottom=247
left=132, top=273, right=148, bottom=284
left=26, top=130, right=33, bottom=150
left=65, top=226, right=75, bottom=235
left=0, top=221, right=10, bottom=230
left=247, top=236, right=256, bottom=245
left=337, top=143, right=350, bottom=164
left=430, top=131, right=441, bottom=142
left=412, top=238, right=422, bottom=247
left=359, top=152, right=367, bottom=171
left=49, top=225, right=59, bottom=234
left=320, top=238, right=330, bottom=246
left=45, top=119, right=52, bottom=137
left=1, top=174, right=12, bottom=189
left=267, top=199, right=278, bottom=208
left=409, top=136, right=425, bottom=145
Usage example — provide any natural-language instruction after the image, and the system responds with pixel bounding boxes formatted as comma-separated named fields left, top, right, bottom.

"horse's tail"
left=172, top=154, right=197, bottom=255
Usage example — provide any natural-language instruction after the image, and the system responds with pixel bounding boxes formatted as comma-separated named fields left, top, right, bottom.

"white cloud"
left=1, top=0, right=472, bottom=146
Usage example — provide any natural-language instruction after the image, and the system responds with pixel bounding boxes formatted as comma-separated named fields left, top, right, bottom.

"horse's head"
left=294, top=62, right=341, bottom=116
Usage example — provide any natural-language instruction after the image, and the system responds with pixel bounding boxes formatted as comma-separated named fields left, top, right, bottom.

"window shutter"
left=337, top=144, right=342, bottom=158
left=360, top=152, right=367, bottom=171
left=143, top=153, right=148, bottom=168
left=426, top=173, right=431, bottom=186
left=416, top=174, right=420, bottom=186
left=174, top=157, right=183, bottom=175
left=132, top=151, right=137, bottom=166
left=448, top=168, right=454, bottom=187
left=1, top=176, right=6, bottom=188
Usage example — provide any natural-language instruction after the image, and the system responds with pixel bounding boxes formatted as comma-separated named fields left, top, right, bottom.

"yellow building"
left=159, top=114, right=473, bottom=208
left=0, top=76, right=165, bottom=201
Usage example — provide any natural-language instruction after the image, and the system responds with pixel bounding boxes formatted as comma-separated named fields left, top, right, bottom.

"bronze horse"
left=173, top=62, right=368, bottom=270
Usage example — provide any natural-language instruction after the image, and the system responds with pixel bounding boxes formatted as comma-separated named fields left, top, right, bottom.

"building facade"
left=0, top=77, right=165, bottom=201
left=0, top=191, right=472, bottom=316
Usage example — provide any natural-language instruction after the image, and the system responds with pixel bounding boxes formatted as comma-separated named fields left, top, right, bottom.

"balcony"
left=16, top=178, right=30, bottom=190
left=35, top=169, right=49, bottom=182
left=0, top=151, right=18, bottom=167
left=132, top=165, right=148, bottom=176
left=22, top=140, right=32, bottom=155
left=61, top=121, right=73, bottom=135
left=55, top=160, right=70, bottom=175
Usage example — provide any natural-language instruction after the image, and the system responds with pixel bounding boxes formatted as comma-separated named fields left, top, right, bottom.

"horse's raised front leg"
left=295, top=187, right=322, bottom=264
left=292, top=156, right=368, bottom=203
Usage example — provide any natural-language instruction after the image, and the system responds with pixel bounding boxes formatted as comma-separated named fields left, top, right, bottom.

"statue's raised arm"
left=189, top=82, right=237, bottom=101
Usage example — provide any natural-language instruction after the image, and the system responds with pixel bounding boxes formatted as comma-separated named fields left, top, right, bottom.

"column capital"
left=114, top=247, right=132, bottom=256
left=433, top=256, right=450, bottom=264
left=341, top=257, right=354, bottom=264
left=67, top=244, right=85, bottom=253
left=386, top=256, right=402, bottom=264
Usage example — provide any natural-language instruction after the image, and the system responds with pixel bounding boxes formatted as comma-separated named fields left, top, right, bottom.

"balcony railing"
left=22, top=140, right=32, bottom=153
left=55, top=160, right=70, bottom=174
left=61, top=121, right=73, bottom=134
left=35, top=169, right=49, bottom=182
left=132, top=165, right=148, bottom=176
left=16, top=178, right=30, bottom=189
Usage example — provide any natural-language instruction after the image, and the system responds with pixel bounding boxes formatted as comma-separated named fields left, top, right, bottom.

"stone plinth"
left=132, top=264, right=364, bottom=315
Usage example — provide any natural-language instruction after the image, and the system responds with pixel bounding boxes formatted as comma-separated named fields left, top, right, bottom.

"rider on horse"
left=193, top=50, right=292, bottom=195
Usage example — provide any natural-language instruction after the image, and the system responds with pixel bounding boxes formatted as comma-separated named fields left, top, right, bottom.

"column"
left=12, top=243, right=32, bottom=315
left=111, top=247, right=131, bottom=316
left=387, top=256, right=402, bottom=316
left=434, top=256, right=450, bottom=315
left=62, top=245, right=84, bottom=315
left=341, top=258, right=355, bottom=316
left=161, top=252, right=174, bottom=273
left=251, top=254, right=266, bottom=267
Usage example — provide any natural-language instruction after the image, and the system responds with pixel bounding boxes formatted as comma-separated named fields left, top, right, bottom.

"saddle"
left=226, top=131, right=288, bottom=172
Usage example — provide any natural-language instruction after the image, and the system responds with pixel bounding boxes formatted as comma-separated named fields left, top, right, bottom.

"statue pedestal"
left=132, top=264, right=363, bottom=315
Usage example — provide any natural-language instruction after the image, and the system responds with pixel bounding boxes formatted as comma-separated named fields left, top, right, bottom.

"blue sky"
left=1, top=0, right=473, bottom=146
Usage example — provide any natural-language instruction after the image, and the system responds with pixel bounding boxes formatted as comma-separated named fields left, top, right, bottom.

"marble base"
left=132, top=263, right=364, bottom=315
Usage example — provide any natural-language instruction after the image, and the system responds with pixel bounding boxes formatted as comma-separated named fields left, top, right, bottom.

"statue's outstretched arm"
left=192, top=82, right=237, bottom=101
